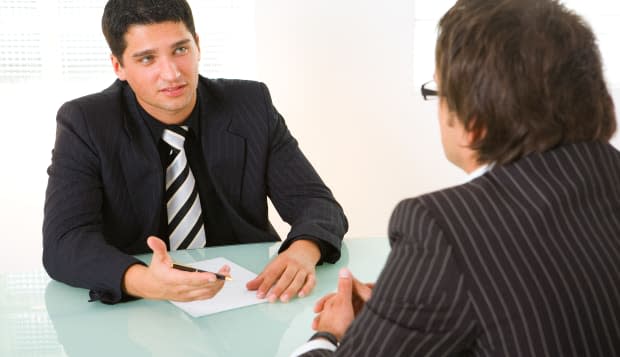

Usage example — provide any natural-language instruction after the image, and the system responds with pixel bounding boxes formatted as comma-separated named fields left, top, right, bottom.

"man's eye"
left=175, top=47, right=188, bottom=54
left=140, top=55, right=154, bottom=64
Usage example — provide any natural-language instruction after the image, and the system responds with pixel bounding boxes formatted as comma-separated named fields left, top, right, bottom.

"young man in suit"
left=43, top=0, right=347, bottom=304
left=293, top=0, right=620, bottom=355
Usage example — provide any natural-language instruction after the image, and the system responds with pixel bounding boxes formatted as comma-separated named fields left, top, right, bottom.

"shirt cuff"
left=289, top=338, right=337, bottom=357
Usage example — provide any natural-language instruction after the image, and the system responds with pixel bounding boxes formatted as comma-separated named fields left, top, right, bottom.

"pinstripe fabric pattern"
left=301, top=142, right=620, bottom=356
left=42, top=77, right=348, bottom=303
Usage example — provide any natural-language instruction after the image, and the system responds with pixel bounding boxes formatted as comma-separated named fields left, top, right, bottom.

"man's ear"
left=111, top=54, right=126, bottom=80
left=463, top=126, right=477, bottom=147
left=463, top=119, right=486, bottom=148
left=460, top=118, right=485, bottom=172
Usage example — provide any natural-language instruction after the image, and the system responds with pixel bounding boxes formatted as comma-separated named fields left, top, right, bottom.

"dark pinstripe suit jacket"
left=43, top=77, right=347, bottom=303
left=304, top=142, right=620, bottom=356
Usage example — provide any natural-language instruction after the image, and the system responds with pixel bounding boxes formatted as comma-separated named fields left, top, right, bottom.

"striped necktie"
left=161, top=126, right=206, bottom=250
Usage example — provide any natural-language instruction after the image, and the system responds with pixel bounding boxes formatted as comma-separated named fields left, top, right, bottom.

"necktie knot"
left=162, top=126, right=188, bottom=151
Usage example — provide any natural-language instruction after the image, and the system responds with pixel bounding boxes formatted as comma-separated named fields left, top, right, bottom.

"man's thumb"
left=337, top=268, right=353, bottom=297
left=147, top=236, right=170, bottom=264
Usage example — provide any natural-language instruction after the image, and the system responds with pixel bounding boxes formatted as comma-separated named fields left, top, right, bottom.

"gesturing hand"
left=122, top=236, right=229, bottom=301
left=246, top=239, right=321, bottom=303
left=311, top=268, right=357, bottom=340
left=314, top=272, right=373, bottom=318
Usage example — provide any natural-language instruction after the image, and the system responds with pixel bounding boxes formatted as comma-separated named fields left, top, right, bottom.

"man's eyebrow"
left=171, top=39, right=192, bottom=48
left=131, top=49, right=155, bottom=59
left=131, top=39, right=192, bottom=59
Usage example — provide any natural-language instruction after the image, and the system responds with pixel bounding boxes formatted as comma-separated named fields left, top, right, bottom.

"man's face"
left=112, top=21, right=201, bottom=124
left=438, top=96, right=462, bottom=167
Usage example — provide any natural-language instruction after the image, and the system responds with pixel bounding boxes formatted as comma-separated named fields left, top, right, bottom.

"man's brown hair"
left=102, top=0, right=196, bottom=66
left=436, top=0, right=616, bottom=165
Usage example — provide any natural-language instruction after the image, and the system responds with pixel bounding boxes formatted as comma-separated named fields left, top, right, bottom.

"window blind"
left=0, top=0, right=256, bottom=83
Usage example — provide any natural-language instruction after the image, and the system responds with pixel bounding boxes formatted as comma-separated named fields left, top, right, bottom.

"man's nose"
left=160, top=58, right=181, bottom=81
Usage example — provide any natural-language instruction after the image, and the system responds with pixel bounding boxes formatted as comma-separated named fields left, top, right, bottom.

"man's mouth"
left=160, top=84, right=186, bottom=96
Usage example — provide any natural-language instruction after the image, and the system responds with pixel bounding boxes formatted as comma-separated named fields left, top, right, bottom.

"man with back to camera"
left=292, top=0, right=620, bottom=355
left=43, top=0, right=347, bottom=304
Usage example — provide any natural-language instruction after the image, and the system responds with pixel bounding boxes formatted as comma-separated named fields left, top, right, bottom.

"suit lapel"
left=119, top=87, right=163, bottom=232
left=198, top=81, right=247, bottom=208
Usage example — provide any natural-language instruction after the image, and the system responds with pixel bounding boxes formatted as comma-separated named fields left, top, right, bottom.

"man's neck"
left=456, top=151, right=483, bottom=174
left=466, top=163, right=492, bottom=181
left=137, top=96, right=197, bottom=125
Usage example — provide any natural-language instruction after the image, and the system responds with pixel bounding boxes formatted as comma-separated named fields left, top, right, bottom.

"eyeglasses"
left=421, top=80, right=439, bottom=100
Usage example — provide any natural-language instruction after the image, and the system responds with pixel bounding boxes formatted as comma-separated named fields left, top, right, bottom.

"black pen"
left=171, top=263, right=233, bottom=281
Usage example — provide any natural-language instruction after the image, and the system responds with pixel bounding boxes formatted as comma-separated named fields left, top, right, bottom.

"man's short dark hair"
left=102, top=0, right=196, bottom=65
left=436, top=0, right=616, bottom=165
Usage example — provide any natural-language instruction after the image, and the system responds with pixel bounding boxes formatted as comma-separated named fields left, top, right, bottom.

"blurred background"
left=1, top=0, right=619, bottom=272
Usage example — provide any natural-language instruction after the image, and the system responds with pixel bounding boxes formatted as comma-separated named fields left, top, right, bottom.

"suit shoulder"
left=389, top=187, right=458, bottom=228
left=200, top=77, right=268, bottom=101
left=199, top=77, right=277, bottom=132
left=390, top=196, right=428, bottom=220
left=388, top=196, right=437, bottom=245
left=392, top=182, right=475, bottom=217
left=389, top=182, right=483, bottom=241
left=59, top=80, right=125, bottom=118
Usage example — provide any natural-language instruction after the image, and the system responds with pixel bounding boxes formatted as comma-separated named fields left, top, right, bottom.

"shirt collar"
left=467, top=163, right=494, bottom=182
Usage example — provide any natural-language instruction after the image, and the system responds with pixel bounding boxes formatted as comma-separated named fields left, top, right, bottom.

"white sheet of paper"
left=169, top=257, right=266, bottom=317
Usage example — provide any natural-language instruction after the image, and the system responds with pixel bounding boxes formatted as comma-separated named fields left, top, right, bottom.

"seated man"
left=42, top=0, right=347, bottom=304
left=293, top=0, right=620, bottom=355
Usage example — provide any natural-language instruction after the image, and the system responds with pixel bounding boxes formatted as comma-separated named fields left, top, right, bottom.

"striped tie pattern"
left=161, top=126, right=206, bottom=250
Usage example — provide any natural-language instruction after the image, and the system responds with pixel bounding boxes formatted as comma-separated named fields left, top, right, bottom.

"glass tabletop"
left=0, top=237, right=390, bottom=357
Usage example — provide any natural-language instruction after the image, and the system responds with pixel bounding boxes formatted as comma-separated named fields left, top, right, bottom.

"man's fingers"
left=170, top=282, right=225, bottom=301
left=267, top=266, right=297, bottom=302
left=174, top=271, right=217, bottom=286
left=194, top=283, right=225, bottom=300
left=258, top=273, right=279, bottom=300
left=245, top=275, right=264, bottom=291
left=314, top=292, right=336, bottom=313
left=246, top=259, right=286, bottom=298
left=217, top=264, right=231, bottom=279
left=312, top=314, right=321, bottom=331
left=280, top=270, right=307, bottom=302
left=352, top=277, right=372, bottom=302
left=299, top=272, right=316, bottom=298
left=309, top=269, right=358, bottom=339
left=173, top=264, right=232, bottom=287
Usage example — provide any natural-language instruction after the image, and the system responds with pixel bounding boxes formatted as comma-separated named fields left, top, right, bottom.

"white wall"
left=255, top=0, right=467, bottom=241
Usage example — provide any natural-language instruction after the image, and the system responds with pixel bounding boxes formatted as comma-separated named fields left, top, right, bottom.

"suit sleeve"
left=299, top=199, right=478, bottom=356
left=42, top=101, right=142, bottom=304
left=258, top=83, right=348, bottom=263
